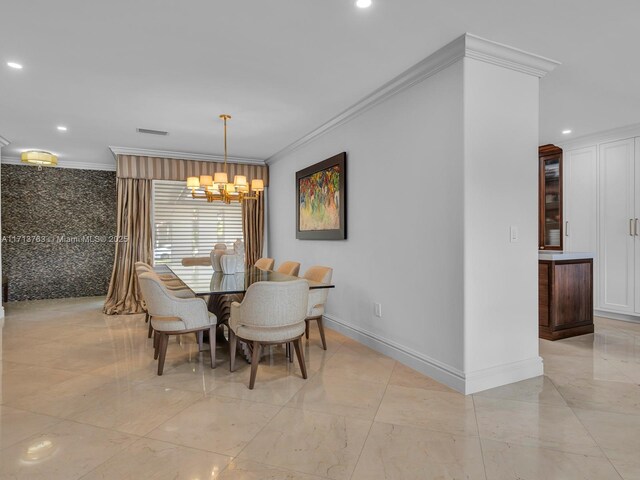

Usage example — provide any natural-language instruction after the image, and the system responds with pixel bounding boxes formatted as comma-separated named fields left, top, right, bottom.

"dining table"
left=156, top=264, right=335, bottom=361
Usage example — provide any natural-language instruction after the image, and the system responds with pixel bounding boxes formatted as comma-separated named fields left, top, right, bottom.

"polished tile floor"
left=1, top=297, right=639, bottom=479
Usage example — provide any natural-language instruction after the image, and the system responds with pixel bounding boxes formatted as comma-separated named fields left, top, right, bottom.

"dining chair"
left=276, top=261, right=301, bottom=276
left=138, top=272, right=218, bottom=375
left=181, top=257, right=212, bottom=266
left=228, top=280, right=309, bottom=389
left=254, top=257, right=275, bottom=271
left=301, top=266, right=333, bottom=350
left=135, top=262, right=190, bottom=290
left=135, top=262, right=195, bottom=337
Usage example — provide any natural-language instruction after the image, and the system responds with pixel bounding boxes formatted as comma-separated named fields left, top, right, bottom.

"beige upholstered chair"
left=138, top=272, right=218, bottom=375
left=229, top=280, right=309, bottom=389
left=135, top=262, right=191, bottom=292
left=135, top=262, right=195, bottom=337
left=276, top=261, right=301, bottom=277
left=254, top=257, right=275, bottom=271
left=181, top=257, right=212, bottom=267
left=301, top=266, right=333, bottom=350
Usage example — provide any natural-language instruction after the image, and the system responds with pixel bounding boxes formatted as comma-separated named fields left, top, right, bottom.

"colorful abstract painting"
left=296, top=153, right=346, bottom=240
left=299, top=165, right=341, bottom=231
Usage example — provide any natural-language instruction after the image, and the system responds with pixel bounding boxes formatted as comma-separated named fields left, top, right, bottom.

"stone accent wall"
left=1, top=164, right=116, bottom=301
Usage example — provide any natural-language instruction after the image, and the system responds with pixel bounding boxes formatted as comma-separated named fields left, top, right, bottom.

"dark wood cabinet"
left=539, top=257, right=594, bottom=340
left=539, top=144, right=563, bottom=250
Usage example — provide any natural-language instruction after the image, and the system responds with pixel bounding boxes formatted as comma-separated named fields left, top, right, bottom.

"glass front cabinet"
left=539, top=144, right=563, bottom=250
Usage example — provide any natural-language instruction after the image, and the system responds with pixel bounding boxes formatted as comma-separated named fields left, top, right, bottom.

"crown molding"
left=0, top=135, right=9, bottom=147
left=109, top=146, right=266, bottom=165
left=267, top=33, right=559, bottom=165
left=266, top=36, right=465, bottom=165
left=464, top=33, right=560, bottom=78
left=558, top=122, right=640, bottom=151
left=1, top=156, right=116, bottom=171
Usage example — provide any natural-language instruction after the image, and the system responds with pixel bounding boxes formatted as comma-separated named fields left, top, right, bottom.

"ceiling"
left=1, top=0, right=639, bottom=166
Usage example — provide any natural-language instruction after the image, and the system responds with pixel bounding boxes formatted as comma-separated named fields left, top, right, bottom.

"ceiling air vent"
left=136, top=128, right=168, bottom=136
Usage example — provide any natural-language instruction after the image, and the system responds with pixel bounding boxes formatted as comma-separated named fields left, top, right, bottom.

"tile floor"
left=0, top=296, right=639, bottom=479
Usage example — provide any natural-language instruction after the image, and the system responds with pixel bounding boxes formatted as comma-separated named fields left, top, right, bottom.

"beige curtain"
left=103, top=178, right=152, bottom=315
left=242, top=194, right=265, bottom=266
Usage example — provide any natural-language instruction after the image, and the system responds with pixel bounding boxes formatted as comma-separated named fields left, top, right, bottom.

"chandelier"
left=186, top=114, right=264, bottom=204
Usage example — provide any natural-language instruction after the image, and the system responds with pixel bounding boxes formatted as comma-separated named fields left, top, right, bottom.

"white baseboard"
left=463, top=357, right=544, bottom=394
left=322, top=313, right=466, bottom=393
left=323, top=313, right=543, bottom=395
left=595, top=310, right=640, bottom=325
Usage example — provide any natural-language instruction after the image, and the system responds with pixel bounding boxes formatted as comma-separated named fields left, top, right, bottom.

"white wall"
left=269, top=62, right=467, bottom=385
left=267, top=34, right=554, bottom=393
left=462, top=58, right=542, bottom=390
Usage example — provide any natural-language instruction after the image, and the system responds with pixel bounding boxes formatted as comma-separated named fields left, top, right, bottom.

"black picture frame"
left=296, top=152, right=347, bottom=240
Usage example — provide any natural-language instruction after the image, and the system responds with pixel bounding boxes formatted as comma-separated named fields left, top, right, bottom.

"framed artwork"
left=296, top=152, right=347, bottom=240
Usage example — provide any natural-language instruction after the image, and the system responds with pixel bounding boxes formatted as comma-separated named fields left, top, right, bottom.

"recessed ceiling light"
left=7, top=61, right=23, bottom=69
left=562, top=129, right=572, bottom=135
left=57, top=126, right=67, bottom=132
left=356, top=0, right=372, bottom=8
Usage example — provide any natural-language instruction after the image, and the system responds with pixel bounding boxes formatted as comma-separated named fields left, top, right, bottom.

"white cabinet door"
left=598, top=138, right=635, bottom=313
left=564, top=146, right=597, bottom=252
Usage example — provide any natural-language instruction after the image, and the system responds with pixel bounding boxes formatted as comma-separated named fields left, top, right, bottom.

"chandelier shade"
left=213, top=172, right=228, bottom=184
left=251, top=179, right=264, bottom=192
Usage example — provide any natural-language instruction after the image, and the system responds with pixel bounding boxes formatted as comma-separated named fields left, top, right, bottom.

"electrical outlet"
left=374, top=303, right=382, bottom=318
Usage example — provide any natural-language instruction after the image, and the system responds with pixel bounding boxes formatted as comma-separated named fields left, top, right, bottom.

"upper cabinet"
left=539, top=145, right=563, bottom=250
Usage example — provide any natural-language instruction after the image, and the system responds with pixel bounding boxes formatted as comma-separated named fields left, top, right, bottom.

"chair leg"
left=148, top=320, right=153, bottom=338
left=157, top=333, right=169, bottom=375
left=289, top=342, right=294, bottom=363
left=209, top=325, right=217, bottom=369
left=145, top=312, right=149, bottom=323
left=249, top=341, right=260, bottom=389
left=229, top=329, right=237, bottom=372
left=197, top=331, right=204, bottom=352
left=153, top=331, right=160, bottom=359
left=316, top=317, right=327, bottom=350
left=305, top=320, right=309, bottom=339
left=293, top=338, right=308, bottom=379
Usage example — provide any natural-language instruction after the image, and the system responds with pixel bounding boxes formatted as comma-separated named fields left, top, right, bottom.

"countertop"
left=538, top=251, right=595, bottom=261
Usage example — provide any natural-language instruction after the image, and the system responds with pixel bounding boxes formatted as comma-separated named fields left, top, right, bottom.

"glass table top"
left=157, top=264, right=334, bottom=296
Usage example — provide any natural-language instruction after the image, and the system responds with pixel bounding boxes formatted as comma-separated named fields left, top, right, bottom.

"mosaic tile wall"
left=1, top=164, right=117, bottom=301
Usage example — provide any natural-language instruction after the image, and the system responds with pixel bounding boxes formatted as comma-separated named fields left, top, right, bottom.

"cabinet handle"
left=565, top=221, right=569, bottom=236
left=631, top=219, right=634, bottom=236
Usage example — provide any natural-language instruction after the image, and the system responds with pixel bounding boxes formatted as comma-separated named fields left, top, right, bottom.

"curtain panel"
left=116, top=155, right=269, bottom=186
left=103, top=178, right=152, bottom=315
left=242, top=194, right=265, bottom=266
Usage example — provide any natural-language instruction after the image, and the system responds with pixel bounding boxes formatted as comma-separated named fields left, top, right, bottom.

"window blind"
left=152, top=180, right=243, bottom=265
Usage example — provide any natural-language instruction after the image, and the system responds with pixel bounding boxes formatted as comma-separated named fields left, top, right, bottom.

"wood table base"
left=207, top=293, right=254, bottom=362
